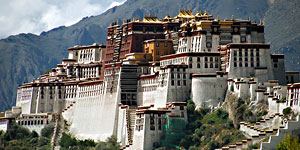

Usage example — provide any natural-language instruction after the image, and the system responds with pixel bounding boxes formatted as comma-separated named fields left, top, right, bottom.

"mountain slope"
left=0, top=0, right=299, bottom=112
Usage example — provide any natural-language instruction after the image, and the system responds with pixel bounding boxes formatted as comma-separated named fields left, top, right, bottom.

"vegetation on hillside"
left=277, top=134, right=300, bottom=150
left=59, top=133, right=120, bottom=150
left=175, top=100, right=245, bottom=150
left=0, top=122, right=53, bottom=150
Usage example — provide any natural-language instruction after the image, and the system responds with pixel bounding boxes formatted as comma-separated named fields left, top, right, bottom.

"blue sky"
left=0, top=0, right=125, bottom=39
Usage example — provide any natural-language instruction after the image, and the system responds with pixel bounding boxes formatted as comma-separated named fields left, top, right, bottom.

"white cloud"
left=106, top=0, right=126, bottom=11
left=0, top=0, right=126, bottom=39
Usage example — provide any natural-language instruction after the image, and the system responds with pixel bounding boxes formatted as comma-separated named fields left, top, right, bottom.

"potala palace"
left=1, top=9, right=300, bottom=150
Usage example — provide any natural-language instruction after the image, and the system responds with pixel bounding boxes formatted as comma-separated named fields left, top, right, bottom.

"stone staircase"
left=217, top=113, right=287, bottom=150
left=121, top=108, right=136, bottom=150
left=51, top=102, right=76, bottom=150
left=51, top=114, right=61, bottom=150
left=260, top=115, right=300, bottom=150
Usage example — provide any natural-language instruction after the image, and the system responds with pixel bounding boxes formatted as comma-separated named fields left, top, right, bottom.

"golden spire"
left=232, top=15, right=234, bottom=20
left=149, top=12, right=151, bottom=17
left=123, top=18, right=126, bottom=24
left=217, top=15, right=219, bottom=20
left=248, top=16, right=251, bottom=21
left=204, top=10, right=207, bottom=15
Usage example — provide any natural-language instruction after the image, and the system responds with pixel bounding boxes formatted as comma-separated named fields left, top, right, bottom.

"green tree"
left=283, top=107, right=292, bottom=119
left=277, top=134, right=300, bottom=150
left=41, top=125, right=54, bottom=138
left=95, top=136, right=120, bottom=150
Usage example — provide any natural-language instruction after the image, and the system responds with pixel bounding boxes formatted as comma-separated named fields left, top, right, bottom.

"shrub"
left=277, top=134, right=300, bottom=150
left=283, top=107, right=292, bottom=118
left=30, top=130, right=39, bottom=138
left=41, top=125, right=54, bottom=138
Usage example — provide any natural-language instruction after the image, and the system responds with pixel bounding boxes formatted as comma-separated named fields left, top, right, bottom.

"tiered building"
left=1, top=9, right=300, bottom=150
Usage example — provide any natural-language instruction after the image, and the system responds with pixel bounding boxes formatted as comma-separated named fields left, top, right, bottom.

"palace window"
left=274, top=64, right=278, bottom=68
left=183, top=74, right=186, bottom=79
left=178, top=80, right=181, bottom=86
left=171, top=80, right=174, bottom=86
left=210, top=63, right=213, bottom=68
left=197, top=57, right=200, bottom=62
left=239, top=63, right=242, bottom=67
left=180, top=106, right=184, bottom=110
left=215, top=64, right=218, bottom=68
left=197, top=63, right=201, bottom=68
left=158, top=119, right=162, bottom=130
left=156, top=42, right=159, bottom=47
left=205, top=63, right=208, bottom=68
left=177, top=73, right=180, bottom=78
left=189, top=63, right=192, bottom=68
left=183, top=80, right=186, bottom=86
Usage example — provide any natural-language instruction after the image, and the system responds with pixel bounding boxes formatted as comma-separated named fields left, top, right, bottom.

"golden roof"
left=143, top=13, right=161, bottom=22
left=163, top=15, right=172, bottom=20
left=177, top=8, right=194, bottom=18
left=195, top=11, right=202, bottom=17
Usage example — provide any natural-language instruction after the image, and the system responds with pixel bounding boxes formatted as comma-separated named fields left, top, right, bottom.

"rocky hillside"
left=0, top=0, right=299, bottom=112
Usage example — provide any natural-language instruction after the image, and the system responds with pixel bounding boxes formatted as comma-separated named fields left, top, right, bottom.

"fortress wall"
left=138, top=91, right=156, bottom=106
left=256, top=91, right=264, bottom=102
left=0, top=120, right=9, bottom=132
left=250, top=83, right=257, bottom=100
left=167, top=83, right=190, bottom=103
left=261, top=117, right=300, bottom=150
left=238, top=83, right=249, bottom=100
left=211, top=35, right=220, bottom=51
left=132, top=117, right=146, bottom=150
left=268, top=97, right=278, bottom=114
left=155, top=86, right=169, bottom=108
left=255, top=69, right=269, bottom=83
left=232, top=35, right=241, bottom=43
left=228, top=67, right=256, bottom=79
left=69, top=90, right=120, bottom=141
left=143, top=114, right=164, bottom=150
left=192, top=76, right=227, bottom=107
left=17, top=100, right=32, bottom=114
left=117, top=107, right=128, bottom=147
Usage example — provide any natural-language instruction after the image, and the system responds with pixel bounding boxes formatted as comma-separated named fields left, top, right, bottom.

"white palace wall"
left=68, top=82, right=121, bottom=141
left=191, top=74, right=227, bottom=108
